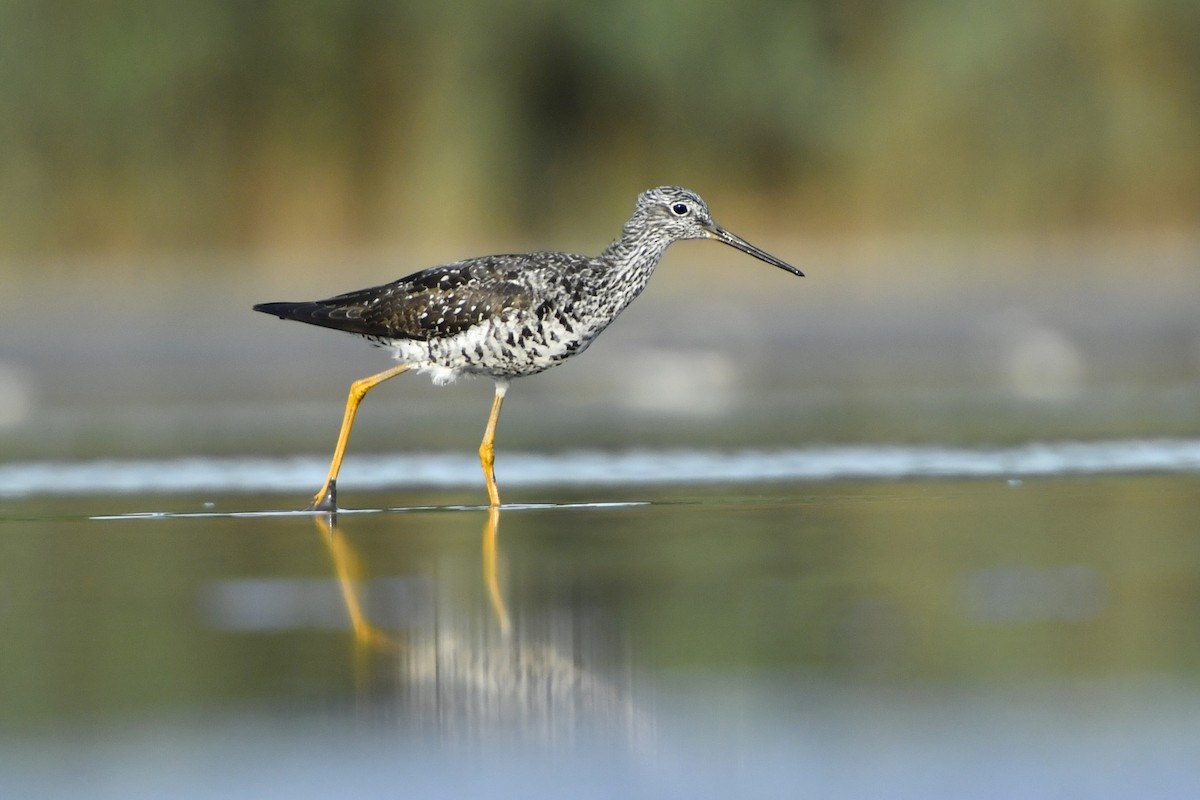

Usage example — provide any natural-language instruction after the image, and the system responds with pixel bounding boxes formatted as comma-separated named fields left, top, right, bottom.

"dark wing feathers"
left=253, top=256, right=538, bottom=342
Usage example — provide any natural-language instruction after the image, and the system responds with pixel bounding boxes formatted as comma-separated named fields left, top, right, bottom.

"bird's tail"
left=253, top=301, right=323, bottom=323
left=252, top=301, right=376, bottom=336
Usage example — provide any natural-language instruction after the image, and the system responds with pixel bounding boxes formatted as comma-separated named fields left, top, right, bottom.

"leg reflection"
left=482, top=506, right=511, bottom=633
left=316, top=507, right=512, bottom=656
left=314, top=512, right=396, bottom=651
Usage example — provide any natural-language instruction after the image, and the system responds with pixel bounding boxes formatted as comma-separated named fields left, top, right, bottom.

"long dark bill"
left=706, top=224, right=804, bottom=277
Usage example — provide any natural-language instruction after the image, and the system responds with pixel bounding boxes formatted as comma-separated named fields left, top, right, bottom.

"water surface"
left=2, top=470, right=1198, bottom=797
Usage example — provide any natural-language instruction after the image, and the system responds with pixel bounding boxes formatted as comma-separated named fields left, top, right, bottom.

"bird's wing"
left=253, top=256, right=542, bottom=342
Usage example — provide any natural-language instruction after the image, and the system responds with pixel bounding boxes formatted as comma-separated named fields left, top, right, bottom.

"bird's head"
left=634, top=186, right=803, bottom=277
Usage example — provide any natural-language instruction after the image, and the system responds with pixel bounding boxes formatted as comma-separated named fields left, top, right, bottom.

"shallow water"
left=2, top=467, right=1199, bottom=797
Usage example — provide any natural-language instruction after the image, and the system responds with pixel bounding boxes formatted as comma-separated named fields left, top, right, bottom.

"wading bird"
left=254, top=186, right=802, bottom=510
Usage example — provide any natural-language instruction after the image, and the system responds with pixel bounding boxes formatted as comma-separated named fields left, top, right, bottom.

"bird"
left=254, top=185, right=803, bottom=511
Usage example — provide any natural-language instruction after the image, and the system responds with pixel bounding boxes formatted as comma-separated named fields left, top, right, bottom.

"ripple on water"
left=1, top=439, right=1199, bottom=499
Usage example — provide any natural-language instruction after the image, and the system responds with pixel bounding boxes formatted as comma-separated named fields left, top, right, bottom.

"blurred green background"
left=2, top=0, right=1197, bottom=257
left=0, top=0, right=1197, bottom=461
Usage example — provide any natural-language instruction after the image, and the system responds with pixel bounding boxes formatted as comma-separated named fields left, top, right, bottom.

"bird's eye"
left=670, top=202, right=689, bottom=216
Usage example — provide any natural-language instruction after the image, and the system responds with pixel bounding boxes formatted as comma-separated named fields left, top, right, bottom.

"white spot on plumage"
left=428, top=365, right=458, bottom=385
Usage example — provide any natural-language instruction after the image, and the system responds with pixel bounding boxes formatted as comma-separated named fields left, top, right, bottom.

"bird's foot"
left=309, top=480, right=338, bottom=513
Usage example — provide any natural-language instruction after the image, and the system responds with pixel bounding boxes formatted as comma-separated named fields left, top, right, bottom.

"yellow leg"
left=478, top=380, right=509, bottom=508
left=310, top=362, right=411, bottom=511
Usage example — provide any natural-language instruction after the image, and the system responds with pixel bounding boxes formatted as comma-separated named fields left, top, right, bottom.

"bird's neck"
left=599, top=219, right=673, bottom=288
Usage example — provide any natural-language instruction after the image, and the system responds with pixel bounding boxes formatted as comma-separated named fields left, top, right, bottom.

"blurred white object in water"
left=1005, top=326, right=1085, bottom=401
left=0, top=362, right=33, bottom=428
left=617, top=348, right=737, bottom=416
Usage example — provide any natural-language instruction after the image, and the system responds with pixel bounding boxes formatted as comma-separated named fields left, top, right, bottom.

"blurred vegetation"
left=0, top=0, right=1198, bottom=263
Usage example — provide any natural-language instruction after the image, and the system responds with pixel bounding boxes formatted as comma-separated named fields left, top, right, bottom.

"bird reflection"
left=312, top=506, right=652, bottom=748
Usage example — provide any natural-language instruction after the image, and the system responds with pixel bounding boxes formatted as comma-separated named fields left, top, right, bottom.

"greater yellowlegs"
left=254, top=186, right=802, bottom=510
